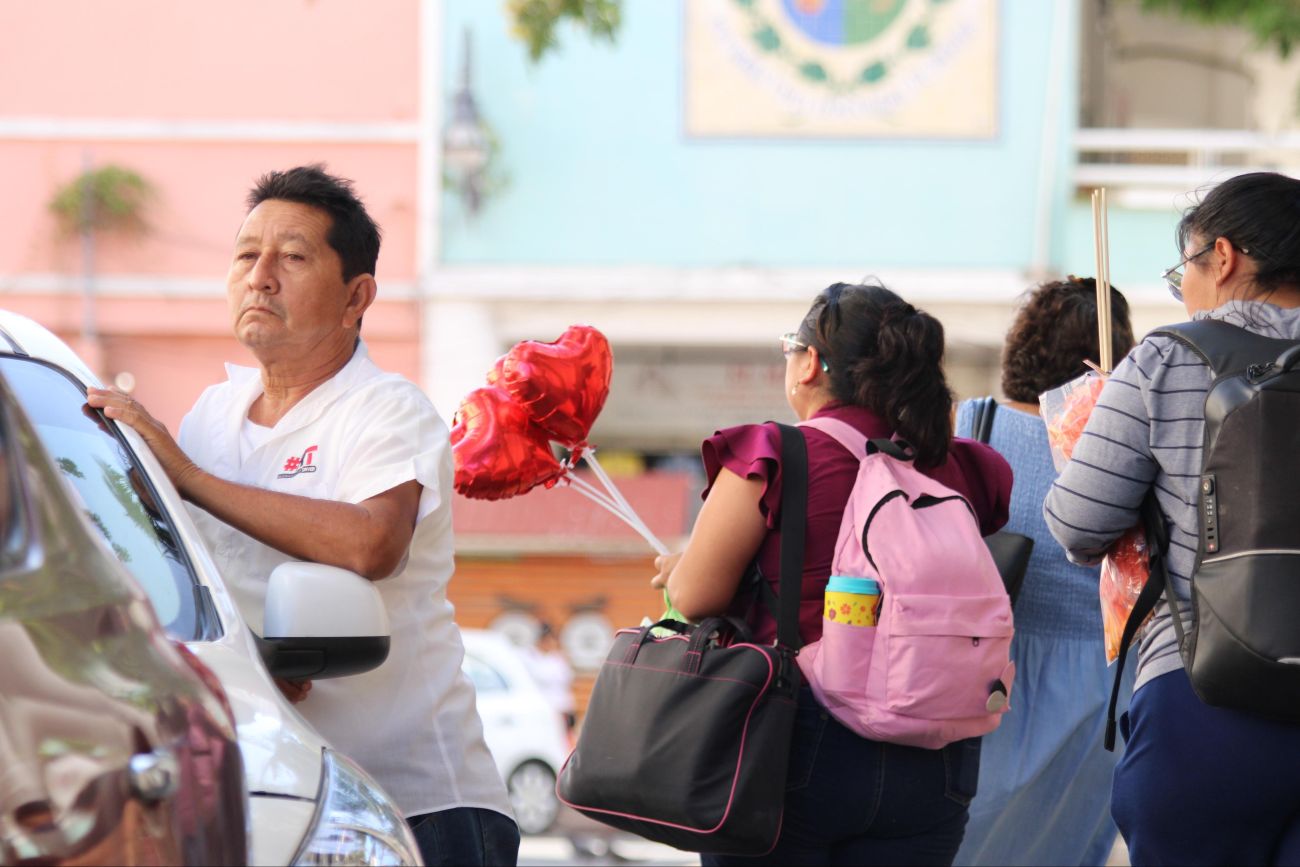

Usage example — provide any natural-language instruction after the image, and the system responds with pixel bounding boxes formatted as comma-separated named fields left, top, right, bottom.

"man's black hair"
left=246, top=164, right=381, bottom=282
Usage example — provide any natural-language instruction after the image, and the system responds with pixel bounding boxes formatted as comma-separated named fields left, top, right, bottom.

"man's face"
left=226, top=200, right=359, bottom=357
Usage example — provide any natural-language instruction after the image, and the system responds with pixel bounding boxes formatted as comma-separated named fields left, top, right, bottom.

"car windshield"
left=0, top=357, right=214, bottom=641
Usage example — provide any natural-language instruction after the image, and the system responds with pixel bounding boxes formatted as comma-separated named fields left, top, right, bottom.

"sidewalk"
left=519, top=807, right=696, bottom=867
left=520, top=806, right=1132, bottom=867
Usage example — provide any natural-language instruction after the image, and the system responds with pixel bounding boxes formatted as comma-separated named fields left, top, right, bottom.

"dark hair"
left=798, top=282, right=953, bottom=468
left=1177, top=171, right=1300, bottom=297
left=246, top=164, right=382, bottom=282
left=1001, top=277, right=1134, bottom=403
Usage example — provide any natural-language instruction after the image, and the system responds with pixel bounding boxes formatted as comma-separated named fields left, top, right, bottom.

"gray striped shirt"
left=1044, top=300, right=1300, bottom=692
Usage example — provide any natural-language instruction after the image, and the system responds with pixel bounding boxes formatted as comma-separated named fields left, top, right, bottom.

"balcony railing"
left=1074, top=127, right=1300, bottom=206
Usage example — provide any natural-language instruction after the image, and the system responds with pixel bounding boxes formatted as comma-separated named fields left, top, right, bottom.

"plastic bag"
left=1041, top=371, right=1107, bottom=473
left=1040, top=370, right=1151, bottom=663
left=1099, top=526, right=1152, bottom=663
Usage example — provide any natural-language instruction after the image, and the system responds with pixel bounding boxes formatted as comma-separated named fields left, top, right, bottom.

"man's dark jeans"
left=703, top=687, right=979, bottom=866
left=407, top=806, right=520, bottom=867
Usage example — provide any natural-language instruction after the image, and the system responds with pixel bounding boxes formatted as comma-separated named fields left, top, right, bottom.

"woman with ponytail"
left=1047, top=172, right=1300, bottom=865
left=652, top=281, right=1013, bottom=865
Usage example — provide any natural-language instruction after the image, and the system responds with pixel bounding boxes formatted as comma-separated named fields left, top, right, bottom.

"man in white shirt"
left=86, top=164, right=518, bottom=867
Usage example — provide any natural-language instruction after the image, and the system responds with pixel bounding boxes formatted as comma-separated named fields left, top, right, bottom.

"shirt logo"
left=278, top=445, right=319, bottom=479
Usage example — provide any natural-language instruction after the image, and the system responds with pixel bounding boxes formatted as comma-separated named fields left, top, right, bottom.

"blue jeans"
left=407, top=807, right=519, bottom=867
left=1113, top=669, right=1300, bottom=866
left=703, top=688, right=979, bottom=866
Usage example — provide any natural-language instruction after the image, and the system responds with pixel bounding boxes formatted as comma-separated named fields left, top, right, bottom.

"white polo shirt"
left=178, top=341, right=511, bottom=820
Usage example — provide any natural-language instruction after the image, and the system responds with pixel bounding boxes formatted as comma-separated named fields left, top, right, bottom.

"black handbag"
left=556, top=424, right=808, bottom=855
left=969, top=397, right=1035, bottom=607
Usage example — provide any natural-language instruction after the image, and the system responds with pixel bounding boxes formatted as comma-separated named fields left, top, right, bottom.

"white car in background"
left=460, top=629, right=570, bottom=836
left=0, top=311, right=422, bottom=865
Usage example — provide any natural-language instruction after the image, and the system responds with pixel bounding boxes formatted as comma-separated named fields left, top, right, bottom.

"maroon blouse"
left=701, top=402, right=1013, bottom=645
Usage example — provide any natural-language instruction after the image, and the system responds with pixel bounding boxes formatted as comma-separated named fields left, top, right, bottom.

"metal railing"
left=1074, top=127, right=1300, bottom=205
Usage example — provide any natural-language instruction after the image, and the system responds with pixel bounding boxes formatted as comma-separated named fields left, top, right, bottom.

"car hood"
left=190, top=640, right=324, bottom=802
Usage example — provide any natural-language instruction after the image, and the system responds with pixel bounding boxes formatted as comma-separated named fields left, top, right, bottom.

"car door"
left=0, top=361, right=248, bottom=865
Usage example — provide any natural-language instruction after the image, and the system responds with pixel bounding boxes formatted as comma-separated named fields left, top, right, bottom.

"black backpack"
left=1106, top=319, right=1300, bottom=749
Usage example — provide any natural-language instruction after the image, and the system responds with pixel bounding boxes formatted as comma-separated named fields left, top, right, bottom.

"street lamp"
left=443, top=28, right=491, bottom=215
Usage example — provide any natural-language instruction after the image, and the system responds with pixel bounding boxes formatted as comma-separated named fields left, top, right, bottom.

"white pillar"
left=423, top=299, right=502, bottom=421
left=417, top=0, right=441, bottom=283
left=417, top=0, right=449, bottom=407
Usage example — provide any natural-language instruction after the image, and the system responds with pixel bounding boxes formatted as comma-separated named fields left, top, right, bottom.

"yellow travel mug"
left=824, top=576, right=881, bottom=627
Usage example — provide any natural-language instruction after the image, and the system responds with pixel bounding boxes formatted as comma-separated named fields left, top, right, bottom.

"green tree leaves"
left=1132, top=0, right=1300, bottom=58
left=508, top=0, right=622, bottom=63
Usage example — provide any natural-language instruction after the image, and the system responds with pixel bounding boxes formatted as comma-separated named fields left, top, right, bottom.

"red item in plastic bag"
left=1043, top=372, right=1106, bottom=471
left=1100, top=525, right=1153, bottom=663
left=1040, top=371, right=1153, bottom=663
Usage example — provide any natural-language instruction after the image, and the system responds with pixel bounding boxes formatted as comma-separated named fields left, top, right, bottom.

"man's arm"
left=86, top=388, right=419, bottom=581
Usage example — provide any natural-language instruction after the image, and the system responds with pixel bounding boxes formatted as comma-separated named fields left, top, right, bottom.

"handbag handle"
left=625, top=618, right=690, bottom=662
left=684, top=617, right=753, bottom=654
left=623, top=616, right=754, bottom=669
left=749, top=424, right=810, bottom=662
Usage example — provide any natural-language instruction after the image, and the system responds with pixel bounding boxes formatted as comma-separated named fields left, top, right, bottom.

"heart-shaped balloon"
left=451, top=386, right=564, bottom=500
left=485, top=355, right=507, bottom=388
left=500, top=325, right=613, bottom=447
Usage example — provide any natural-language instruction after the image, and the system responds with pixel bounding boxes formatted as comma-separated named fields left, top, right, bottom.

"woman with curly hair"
left=953, top=277, right=1135, bottom=867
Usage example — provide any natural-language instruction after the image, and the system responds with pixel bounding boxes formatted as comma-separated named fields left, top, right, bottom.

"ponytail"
left=804, top=283, right=953, bottom=467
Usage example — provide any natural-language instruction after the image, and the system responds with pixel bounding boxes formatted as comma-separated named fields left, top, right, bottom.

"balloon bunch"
left=450, top=325, right=668, bottom=556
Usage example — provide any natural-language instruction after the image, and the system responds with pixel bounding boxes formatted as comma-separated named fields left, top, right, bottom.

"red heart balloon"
left=451, top=387, right=564, bottom=500
left=485, top=355, right=507, bottom=388
left=500, top=325, right=612, bottom=447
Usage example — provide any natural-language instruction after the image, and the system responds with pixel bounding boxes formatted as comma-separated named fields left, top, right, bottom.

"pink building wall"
left=0, top=0, right=425, bottom=430
left=0, top=2, right=419, bottom=121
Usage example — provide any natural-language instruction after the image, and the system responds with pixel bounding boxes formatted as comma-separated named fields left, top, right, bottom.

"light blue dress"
left=954, top=400, right=1135, bottom=867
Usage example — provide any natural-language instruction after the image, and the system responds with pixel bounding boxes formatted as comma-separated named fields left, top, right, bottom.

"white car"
left=460, top=630, right=570, bottom=836
left=0, top=312, right=422, bottom=866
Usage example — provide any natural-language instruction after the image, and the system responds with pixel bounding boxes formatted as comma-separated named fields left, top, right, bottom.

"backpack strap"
left=798, top=416, right=867, bottom=459
left=1151, top=320, right=1298, bottom=377
left=800, top=416, right=913, bottom=462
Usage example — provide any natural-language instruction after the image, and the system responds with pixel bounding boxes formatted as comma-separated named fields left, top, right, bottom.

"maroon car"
left=0, top=371, right=247, bottom=865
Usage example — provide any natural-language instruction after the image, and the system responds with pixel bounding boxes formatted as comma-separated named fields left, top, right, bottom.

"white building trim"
left=426, top=264, right=1032, bottom=302
left=2, top=265, right=1172, bottom=306
left=0, top=117, right=420, bottom=143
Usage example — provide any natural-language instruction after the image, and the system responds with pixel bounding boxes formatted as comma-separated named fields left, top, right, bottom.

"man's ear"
left=343, top=274, right=377, bottom=328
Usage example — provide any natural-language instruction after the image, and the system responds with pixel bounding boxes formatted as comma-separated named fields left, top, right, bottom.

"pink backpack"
left=796, top=417, right=1015, bottom=749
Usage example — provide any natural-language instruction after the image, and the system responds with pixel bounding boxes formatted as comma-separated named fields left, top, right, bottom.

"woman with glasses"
left=652, top=281, right=1013, bottom=865
left=953, top=277, right=1135, bottom=867
left=1045, top=171, right=1300, bottom=865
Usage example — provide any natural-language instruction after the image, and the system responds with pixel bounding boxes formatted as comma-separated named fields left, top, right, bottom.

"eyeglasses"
left=1161, top=243, right=1213, bottom=302
left=1161, top=241, right=1251, bottom=302
left=780, top=331, right=832, bottom=373
left=779, top=332, right=808, bottom=356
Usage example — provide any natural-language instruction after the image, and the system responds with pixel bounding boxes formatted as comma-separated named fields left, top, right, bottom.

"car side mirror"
left=257, top=562, right=390, bottom=680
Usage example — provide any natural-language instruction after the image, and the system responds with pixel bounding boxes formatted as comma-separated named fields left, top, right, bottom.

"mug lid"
left=827, top=576, right=880, bottom=595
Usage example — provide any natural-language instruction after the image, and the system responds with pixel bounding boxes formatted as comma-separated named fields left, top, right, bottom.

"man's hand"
left=274, top=677, right=312, bottom=704
left=85, top=388, right=202, bottom=494
left=87, top=388, right=420, bottom=581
